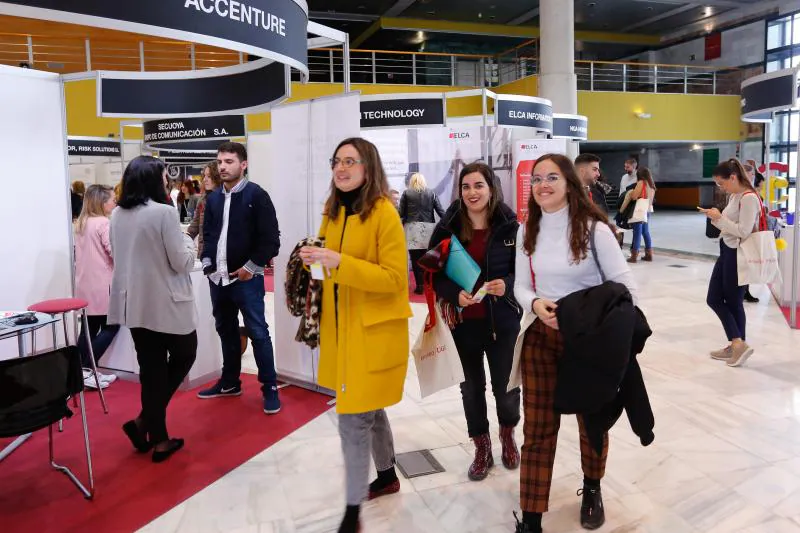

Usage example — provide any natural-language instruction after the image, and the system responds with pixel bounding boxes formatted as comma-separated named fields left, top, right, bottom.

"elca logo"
left=449, top=132, right=470, bottom=139
left=521, top=144, right=539, bottom=150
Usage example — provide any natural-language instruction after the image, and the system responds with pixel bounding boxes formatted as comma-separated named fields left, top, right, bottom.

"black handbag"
left=705, top=218, right=721, bottom=239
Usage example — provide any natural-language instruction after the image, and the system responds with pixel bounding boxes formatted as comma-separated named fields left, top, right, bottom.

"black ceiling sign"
left=0, top=0, right=309, bottom=76
left=496, top=96, right=553, bottom=132
left=360, top=97, right=445, bottom=129
left=67, top=138, right=121, bottom=157
left=741, top=68, right=797, bottom=123
left=144, top=116, right=244, bottom=147
left=552, top=114, right=588, bottom=141
left=99, top=60, right=288, bottom=118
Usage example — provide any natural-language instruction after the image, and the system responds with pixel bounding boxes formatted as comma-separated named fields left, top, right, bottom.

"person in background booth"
left=390, top=188, right=401, bottom=209
left=575, top=153, right=608, bottom=214
left=71, top=180, right=85, bottom=221
left=177, top=179, right=199, bottom=222
left=616, top=158, right=638, bottom=247
left=701, top=158, right=761, bottom=368
left=429, top=162, right=522, bottom=482
left=198, top=142, right=282, bottom=414
left=512, top=154, right=637, bottom=533
left=109, top=156, right=197, bottom=463
left=299, top=138, right=411, bottom=533
left=186, top=161, right=222, bottom=259
left=75, top=184, right=120, bottom=389
left=399, top=173, right=446, bottom=295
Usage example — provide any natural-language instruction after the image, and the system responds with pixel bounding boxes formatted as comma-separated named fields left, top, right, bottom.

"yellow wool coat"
left=317, top=198, right=413, bottom=414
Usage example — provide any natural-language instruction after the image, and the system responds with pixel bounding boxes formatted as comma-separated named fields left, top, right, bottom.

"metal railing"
left=0, top=32, right=742, bottom=95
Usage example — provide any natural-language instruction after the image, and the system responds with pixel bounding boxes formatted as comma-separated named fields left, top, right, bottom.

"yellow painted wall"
left=65, top=78, right=742, bottom=143
left=577, top=91, right=742, bottom=142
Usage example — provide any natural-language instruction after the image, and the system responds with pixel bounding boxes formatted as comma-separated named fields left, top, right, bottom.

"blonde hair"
left=409, top=173, right=427, bottom=192
left=76, top=184, right=113, bottom=234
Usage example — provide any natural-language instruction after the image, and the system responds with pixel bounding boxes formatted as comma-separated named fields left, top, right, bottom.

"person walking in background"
left=198, top=142, right=282, bottom=414
left=429, top=162, right=522, bottom=482
left=399, top=173, right=445, bottom=295
left=109, top=156, right=198, bottom=463
left=512, top=154, right=637, bottom=533
left=619, top=167, right=657, bottom=264
left=169, top=180, right=180, bottom=210
left=701, top=158, right=761, bottom=368
left=177, top=179, right=199, bottom=222
left=616, top=158, right=638, bottom=248
left=75, top=184, right=120, bottom=389
left=575, top=153, right=608, bottom=214
left=298, top=138, right=412, bottom=533
left=186, top=162, right=222, bottom=258
left=390, top=189, right=401, bottom=210
left=71, top=180, right=85, bottom=221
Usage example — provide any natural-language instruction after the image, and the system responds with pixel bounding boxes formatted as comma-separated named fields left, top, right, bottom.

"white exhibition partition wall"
left=0, top=66, right=72, bottom=358
left=265, top=92, right=360, bottom=392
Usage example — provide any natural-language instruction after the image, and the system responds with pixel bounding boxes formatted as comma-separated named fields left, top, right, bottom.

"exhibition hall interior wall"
left=0, top=65, right=73, bottom=358
left=68, top=141, right=143, bottom=186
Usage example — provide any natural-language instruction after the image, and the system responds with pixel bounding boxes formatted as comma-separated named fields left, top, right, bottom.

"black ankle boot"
left=578, top=485, right=605, bottom=530
left=513, top=511, right=542, bottom=533
left=338, top=505, right=361, bottom=533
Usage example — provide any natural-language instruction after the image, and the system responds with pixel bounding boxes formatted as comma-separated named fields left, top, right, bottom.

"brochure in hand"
left=444, top=235, right=481, bottom=293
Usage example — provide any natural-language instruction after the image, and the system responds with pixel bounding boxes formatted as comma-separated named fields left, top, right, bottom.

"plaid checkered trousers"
left=520, top=320, right=609, bottom=513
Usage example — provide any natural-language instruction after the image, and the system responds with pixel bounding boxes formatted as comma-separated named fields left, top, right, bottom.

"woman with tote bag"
left=618, top=167, right=657, bottom=263
left=700, top=158, right=763, bottom=368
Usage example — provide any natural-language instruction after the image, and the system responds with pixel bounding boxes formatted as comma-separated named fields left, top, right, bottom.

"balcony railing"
left=0, top=32, right=742, bottom=96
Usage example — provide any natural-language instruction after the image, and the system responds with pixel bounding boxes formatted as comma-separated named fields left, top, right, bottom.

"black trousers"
left=452, top=318, right=521, bottom=438
left=77, top=315, right=120, bottom=367
left=409, top=249, right=426, bottom=291
left=129, top=328, right=197, bottom=444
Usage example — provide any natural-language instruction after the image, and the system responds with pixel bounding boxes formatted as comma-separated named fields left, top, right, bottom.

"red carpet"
left=0, top=374, right=331, bottom=533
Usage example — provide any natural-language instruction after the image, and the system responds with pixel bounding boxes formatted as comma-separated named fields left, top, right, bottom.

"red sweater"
left=462, top=229, right=488, bottom=320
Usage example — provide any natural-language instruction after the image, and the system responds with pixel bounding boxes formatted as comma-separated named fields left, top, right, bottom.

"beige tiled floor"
left=141, top=254, right=800, bottom=533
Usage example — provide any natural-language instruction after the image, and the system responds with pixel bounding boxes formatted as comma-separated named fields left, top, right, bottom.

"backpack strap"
left=589, top=219, right=607, bottom=282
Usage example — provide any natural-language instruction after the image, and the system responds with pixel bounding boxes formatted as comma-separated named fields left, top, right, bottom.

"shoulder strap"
left=740, top=191, right=768, bottom=231
left=589, top=220, right=607, bottom=282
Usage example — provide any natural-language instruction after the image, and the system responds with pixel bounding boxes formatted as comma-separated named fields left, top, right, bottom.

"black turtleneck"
left=338, top=187, right=363, bottom=216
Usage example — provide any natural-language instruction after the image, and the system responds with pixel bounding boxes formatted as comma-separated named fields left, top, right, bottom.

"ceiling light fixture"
left=635, top=112, right=652, bottom=119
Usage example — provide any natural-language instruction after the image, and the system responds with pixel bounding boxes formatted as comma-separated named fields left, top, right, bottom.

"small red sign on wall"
left=705, top=32, right=722, bottom=61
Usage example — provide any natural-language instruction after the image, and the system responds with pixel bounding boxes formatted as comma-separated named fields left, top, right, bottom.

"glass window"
left=790, top=151, right=797, bottom=179
left=768, top=20, right=788, bottom=49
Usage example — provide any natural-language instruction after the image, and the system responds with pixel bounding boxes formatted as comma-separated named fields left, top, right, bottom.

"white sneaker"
left=98, top=372, right=117, bottom=384
left=83, top=373, right=109, bottom=390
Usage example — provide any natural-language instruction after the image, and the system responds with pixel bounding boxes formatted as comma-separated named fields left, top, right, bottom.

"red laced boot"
left=468, top=434, right=494, bottom=481
left=499, top=426, right=520, bottom=469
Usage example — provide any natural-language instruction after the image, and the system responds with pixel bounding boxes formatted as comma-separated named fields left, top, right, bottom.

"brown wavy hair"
left=203, top=161, right=222, bottom=194
left=636, top=167, right=657, bottom=190
left=324, top=137, right=390, bottom=221
left=458, top=161, right=501, bottom=243
left=523, top=153, right=611, bottom=263
left=712, top=158, right=758, bottom=194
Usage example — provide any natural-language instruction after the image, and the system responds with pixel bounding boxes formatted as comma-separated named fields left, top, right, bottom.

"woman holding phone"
left=700, top=158, right=761, bottom=367
left=428, top=162, right=522, bottom=482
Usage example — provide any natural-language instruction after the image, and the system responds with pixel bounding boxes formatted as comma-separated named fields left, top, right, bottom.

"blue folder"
left=445, top=235, right=482, bottom=292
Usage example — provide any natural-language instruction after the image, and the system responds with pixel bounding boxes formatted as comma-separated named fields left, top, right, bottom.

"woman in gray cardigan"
left=109, top=156, right=198, bottom=463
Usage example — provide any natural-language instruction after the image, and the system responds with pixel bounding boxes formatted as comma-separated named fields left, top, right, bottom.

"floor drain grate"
left=395, top=449, right=446, bottom=479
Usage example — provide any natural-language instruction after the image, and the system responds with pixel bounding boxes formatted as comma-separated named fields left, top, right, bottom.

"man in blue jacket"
left=198, top=142, right=282, bottom=414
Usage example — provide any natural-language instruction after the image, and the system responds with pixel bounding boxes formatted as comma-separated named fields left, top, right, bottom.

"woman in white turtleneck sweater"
left=510, top=154, right=637, bottom=533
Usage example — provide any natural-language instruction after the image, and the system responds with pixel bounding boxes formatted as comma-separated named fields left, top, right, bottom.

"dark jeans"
left=209, top=276, right=277, bottom=395
left=452, top=318, right=521, bottom=438
left=77, top=315, right=120, bottom=368
left=707, top=240, right=747, bottom=341
left=129, top=328, right=197, bottom=443
left=409, top=249, right=426, bottom=290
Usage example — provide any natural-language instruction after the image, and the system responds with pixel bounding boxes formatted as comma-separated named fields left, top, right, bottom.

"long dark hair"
left=523, top=153, right=611, bottom=263
left=324, top=137, right=390, bottom=221
left=117, top=156, right=169, bottom=209
left=637, top=167, right=657, bottom=190
left=176, top=179, right=195, bottom=205
left=712, top=158, right=758, bottom=194
left=457, top=161, right=501, bottom=243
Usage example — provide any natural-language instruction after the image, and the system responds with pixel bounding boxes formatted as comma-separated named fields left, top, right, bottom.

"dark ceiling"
left=309, top=0, right=760, bottom=61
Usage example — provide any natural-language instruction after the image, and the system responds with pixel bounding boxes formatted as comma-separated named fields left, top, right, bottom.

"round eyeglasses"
left=330, top=157, right=364, bottom=169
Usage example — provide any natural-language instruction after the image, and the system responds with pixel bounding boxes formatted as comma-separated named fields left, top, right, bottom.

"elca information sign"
left=360, top=96, right=445, bottom=129
left=143, top=115, right=246, bottom=147
left=67, top=138, right=121, bottom=157
left=496, top=95, right=553, bottom=133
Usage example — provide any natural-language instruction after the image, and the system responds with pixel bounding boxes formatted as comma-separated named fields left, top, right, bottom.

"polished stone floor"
left=140, top=255, right=800, bottom=533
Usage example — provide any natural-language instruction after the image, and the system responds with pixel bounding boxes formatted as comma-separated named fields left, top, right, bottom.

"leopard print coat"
left=285, top=238, right=324, bottom=349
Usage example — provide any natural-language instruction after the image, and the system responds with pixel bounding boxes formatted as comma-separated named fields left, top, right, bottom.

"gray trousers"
left=338, top=409, right=396, bottom=505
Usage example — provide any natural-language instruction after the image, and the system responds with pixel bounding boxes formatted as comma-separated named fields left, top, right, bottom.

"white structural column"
left=538, top=0, right=579, bottom=159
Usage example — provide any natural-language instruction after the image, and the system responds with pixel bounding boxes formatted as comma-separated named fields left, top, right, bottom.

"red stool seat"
left=28, top=298, right=89, bottom=314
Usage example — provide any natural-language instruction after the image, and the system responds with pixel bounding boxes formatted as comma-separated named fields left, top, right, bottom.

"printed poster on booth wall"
left=513, top=139, right=567, bottom=222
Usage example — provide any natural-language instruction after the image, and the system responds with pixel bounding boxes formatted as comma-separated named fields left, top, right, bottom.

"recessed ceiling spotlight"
left=426, top=10, right=435, bottom=15
left=490, top=15, right=496, bottom=20
left=589, top=2, right=596, bottom=6
left=478, top=12, right=483, bottom=18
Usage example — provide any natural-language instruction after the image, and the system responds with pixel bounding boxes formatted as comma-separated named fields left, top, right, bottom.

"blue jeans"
left=631, top=213, right=652, bottom=252
left=78, top=315, right=120, bottom=367
left=209, top=276, right=277, bottom=395
left=706, top=240, right=746, bottom=341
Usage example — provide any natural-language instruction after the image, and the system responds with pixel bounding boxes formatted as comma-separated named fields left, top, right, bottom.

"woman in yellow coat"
left=300, top=137, right=412, bottom=533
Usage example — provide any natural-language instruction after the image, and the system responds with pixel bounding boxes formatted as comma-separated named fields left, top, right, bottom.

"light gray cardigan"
left=108, top=200, right=197, bottom=335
